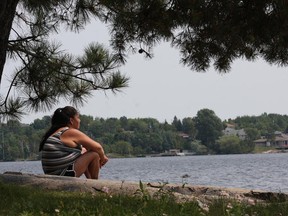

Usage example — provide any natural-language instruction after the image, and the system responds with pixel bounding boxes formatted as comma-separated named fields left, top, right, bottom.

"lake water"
left=0, top=153, right=288, bottom=193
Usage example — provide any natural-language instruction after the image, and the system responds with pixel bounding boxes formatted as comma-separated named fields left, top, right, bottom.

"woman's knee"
left=74, top=152, right=100, bottom=177
left=86, top=151, right=100, bottom=160
left=75, top=151, right=99, bottom=167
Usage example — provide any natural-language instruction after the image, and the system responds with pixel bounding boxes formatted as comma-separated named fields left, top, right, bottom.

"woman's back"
left=41, top=128, right=81, bottom=176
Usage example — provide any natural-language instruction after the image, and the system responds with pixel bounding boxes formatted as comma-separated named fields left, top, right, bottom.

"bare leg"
left=84, top=170, right=92, bottom=179
left=87, top=156, right=101, bottom=178
left=74, top=151, right=101, bottom=179
left=81, top=148, right=92, bottom=178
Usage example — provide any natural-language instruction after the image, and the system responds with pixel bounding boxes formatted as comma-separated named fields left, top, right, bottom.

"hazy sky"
left=3, top=21, right=288, bottom=124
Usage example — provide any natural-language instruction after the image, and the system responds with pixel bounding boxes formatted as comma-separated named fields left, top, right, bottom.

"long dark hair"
left=39, top=106, right=78, bottom=151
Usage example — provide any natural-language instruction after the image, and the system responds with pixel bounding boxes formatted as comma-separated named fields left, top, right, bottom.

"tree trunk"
left=0, top=0, right=19, bottom=86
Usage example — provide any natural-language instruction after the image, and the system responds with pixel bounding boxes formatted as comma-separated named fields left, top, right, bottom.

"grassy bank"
left=1, top=181, right=288, bottom=216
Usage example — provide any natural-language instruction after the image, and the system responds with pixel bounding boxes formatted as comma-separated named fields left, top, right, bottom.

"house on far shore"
left=222, top=124, right=247, bottom=140
left=253, top=132, right=288, bottom=148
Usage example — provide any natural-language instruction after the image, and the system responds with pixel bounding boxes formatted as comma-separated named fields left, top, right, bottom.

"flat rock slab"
left=1, top=172, right=287, bottom=206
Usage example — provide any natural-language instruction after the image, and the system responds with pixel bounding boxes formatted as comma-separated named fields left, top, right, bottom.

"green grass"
left=0, top=181, right=288, bottom=216
left=207, top=198, right=288, bottom=216
left=0, top=181, right=201, bottom=216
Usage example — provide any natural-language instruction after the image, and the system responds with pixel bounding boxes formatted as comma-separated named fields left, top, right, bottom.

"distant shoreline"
left=0, top=149, right=287, bottom=162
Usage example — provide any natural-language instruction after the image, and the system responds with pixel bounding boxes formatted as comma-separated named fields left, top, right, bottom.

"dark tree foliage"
left=0, top=0, right=129, bottom=119
left=2, top=111, right=288, bottom=160
left=0, top=115, right=190, bottom=160
left=1, top=0, right=288, bottom=119
left=233, top=113, right=288, bottom=136
left=194, top=109, right=223, bottom=150
left=102, top=0, right=288, bottom=71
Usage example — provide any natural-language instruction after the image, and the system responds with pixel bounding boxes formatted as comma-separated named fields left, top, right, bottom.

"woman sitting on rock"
left=39, top=106, right=108, bottom=179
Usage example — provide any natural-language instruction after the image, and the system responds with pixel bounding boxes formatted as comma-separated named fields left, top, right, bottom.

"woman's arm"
left=61, top=128, right=108, bottom=164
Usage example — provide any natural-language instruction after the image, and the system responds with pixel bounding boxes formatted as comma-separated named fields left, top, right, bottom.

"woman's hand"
left=100, top=155, right=109, bottom=168
left=81, top=147, right=87, bottom=154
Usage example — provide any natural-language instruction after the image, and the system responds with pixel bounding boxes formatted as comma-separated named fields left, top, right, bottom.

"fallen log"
left=1, top=172, right=287, bottom=207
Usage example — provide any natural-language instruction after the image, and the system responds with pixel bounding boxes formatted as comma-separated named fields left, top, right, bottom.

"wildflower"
left=102, top=186, right=110, bottom=193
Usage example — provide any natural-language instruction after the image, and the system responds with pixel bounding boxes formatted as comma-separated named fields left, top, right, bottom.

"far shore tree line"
left=1, top=108, right=288, bottom=161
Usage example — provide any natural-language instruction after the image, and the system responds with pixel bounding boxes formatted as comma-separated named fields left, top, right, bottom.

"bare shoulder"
left=62, top=128, right=86, bottom=138
left=61, top=128, right=85, bottom=140
left=61, top=128, right=91, bottom=146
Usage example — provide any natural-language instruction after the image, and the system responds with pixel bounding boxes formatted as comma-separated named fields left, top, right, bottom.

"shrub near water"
left=1, top=181, right=288, bottom=216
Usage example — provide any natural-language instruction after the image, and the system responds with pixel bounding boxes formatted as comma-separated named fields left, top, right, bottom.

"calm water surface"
left=0, top=153, right=287, bottom=192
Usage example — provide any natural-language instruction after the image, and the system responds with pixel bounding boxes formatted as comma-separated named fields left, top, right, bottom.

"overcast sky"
left=3, top=21, right=288, bottom=124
